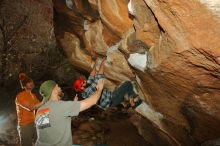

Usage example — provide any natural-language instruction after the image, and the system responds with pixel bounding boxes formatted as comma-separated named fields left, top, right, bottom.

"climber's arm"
left=90, top=58, right=98, bottom=77
left=98, top=58, right=106, bottom=74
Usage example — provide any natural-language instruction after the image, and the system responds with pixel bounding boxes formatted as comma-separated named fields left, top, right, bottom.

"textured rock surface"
left=1, top=0, right=219, bottom=146
left=144, top=0, right=220, bottom=54
left=54, top=0, right=220, bottom=146
left=98, top=0, right=133, bottom=38
left=0, top=0, right=63, bottom=87
left=72, top=107, right=152, bottom=146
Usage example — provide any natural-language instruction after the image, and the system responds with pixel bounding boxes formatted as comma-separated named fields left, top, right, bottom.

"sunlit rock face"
left=54, top=0, right=220, bottom=146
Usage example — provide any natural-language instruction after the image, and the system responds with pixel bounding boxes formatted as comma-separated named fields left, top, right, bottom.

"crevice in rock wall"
left=143, top=1, right=165, bottom=34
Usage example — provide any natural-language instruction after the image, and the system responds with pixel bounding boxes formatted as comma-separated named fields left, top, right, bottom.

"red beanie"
left=72, top=76, right=84, bottom=92
left=19, top=73, right=32, bottom=89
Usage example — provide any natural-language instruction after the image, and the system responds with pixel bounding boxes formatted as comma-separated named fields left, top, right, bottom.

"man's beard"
left=58, top=91, right=64, bottom=99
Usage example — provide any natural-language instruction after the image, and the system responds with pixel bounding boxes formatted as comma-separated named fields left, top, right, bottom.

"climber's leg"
left=111, top=81, right=137, bottom=107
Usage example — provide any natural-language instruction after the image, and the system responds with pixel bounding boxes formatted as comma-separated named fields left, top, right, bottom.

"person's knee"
left=123, top=81, right=133, bottom=88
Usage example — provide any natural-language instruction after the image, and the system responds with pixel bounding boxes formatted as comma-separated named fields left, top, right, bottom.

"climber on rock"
left=72, top=57, right=142, bottom=110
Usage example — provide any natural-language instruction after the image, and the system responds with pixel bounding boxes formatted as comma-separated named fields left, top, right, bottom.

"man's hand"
left=59, top=91, right=65, bottom=98
left=96, top=79, right=105, bottom=91
left=17, top=102, right=43, bottom=112
left=73, top=94, right=78, bottom=101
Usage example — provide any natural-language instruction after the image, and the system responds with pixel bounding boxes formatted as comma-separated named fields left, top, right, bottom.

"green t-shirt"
left=35, top=100, right=80, bottom=146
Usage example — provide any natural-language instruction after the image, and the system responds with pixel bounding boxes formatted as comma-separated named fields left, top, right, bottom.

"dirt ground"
left=72, top=107, right=152, bottom=146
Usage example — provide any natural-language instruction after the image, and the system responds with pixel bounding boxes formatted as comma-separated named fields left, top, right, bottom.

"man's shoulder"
left=41, top=101, right=66, bottom=108
left=16, top=90, right=36, bottom=98
left=16, top=90, right=27, bottom=98
left=37, top=102, right=52, bottom=112
left=38, top=101, right=80, bottom=113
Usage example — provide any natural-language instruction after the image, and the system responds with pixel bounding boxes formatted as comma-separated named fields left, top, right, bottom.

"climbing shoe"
left=131, top=98, right=143, bottom=109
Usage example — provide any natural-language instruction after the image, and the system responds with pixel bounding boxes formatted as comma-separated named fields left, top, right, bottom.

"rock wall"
left=54, top=0, right=220, bottom=146
left=0, top=0, right=63, bottom=87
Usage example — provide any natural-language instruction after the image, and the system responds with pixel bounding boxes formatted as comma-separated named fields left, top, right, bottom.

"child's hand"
left=95, top=58, right=100, bottom=64
left=102, top=59, right=106, bottom=65
left=96, top=79, right=105, bottom=91
left=101, top=57, right=107, bottom=64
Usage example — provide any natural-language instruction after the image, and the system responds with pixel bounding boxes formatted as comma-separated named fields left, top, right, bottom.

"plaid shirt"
left=81, top=74, right=112, bottom=109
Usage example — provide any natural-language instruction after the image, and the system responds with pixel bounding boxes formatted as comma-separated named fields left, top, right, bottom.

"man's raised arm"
left=79, top=79, right=104, bottom=112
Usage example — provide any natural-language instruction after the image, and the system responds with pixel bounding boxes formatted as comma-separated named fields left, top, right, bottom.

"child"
left=73, top=58, right=142, bottom=110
